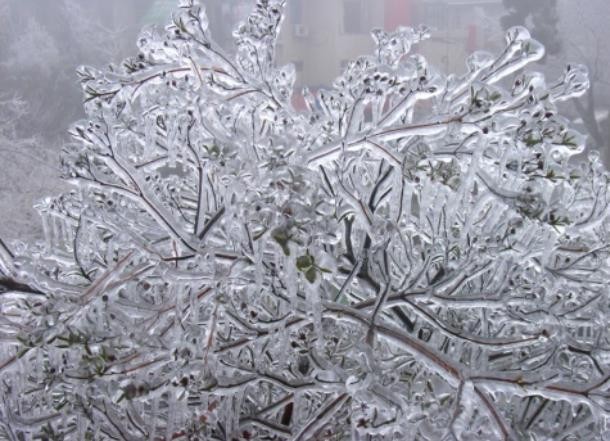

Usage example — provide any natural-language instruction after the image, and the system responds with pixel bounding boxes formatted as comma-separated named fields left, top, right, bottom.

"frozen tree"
left=1, top=0, right=609, bottom=439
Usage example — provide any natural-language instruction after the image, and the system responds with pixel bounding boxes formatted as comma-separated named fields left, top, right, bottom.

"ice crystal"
left=1, top=1, right=610, bottom=440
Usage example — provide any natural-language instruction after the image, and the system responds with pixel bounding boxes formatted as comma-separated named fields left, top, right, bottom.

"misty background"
left=1, top=0, right=609, bottom=244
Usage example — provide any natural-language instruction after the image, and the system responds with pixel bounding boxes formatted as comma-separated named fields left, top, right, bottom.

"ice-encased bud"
left=551, top=64, right=590, bottom=102
left=505, top=26, right=531, bottom=45
left=372, top=25, right=430, bottom=67
left=466, top=50, right=495, bottom=73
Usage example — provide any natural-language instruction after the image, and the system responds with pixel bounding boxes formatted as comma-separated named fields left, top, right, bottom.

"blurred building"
left=144, top=0, right=177, bottom=25
left=277, top=0, right=504, bottom=90
left=140, top=0, right=504, bottom=112
left=143, top=1, right=503, bottom=89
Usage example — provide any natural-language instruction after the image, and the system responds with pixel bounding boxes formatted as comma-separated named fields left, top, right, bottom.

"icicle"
left=76, top=414, right=86, bottom=440
left=540, top=229, right=558, bottom=266
left=302, top=87, right=316, bottom=114
left=41, top=213, right=52, bottom=251
left=285, top=251, right=298, bottom=306
left=277, top=316, right=290, bottom=364
left=165, top=394, right=176, bottom=440
left=62, top=217, right=72, bottom=251
left=106, top=236, right=115, bottom=263
left=51, top=216, right=62, bottom=249
left=145, top=114, right=156, bottom=150
left=172, top=284, right=183, bottom=324
left=148, top=396, right=159, bottom=441
left=224, top=396, right=236, bottom=438
left=293, top=390, right=302, bottom=427
left=255, top=238, right=264, bottom=294
left=91, top=418, right=101, bottom=441
left=167, top=116, right=180, bottom=168
left=396, top=181, right=412, bottom=224
left=306, top=280, right=323, bottom=350
left=232, top=390, right=244, bottom=437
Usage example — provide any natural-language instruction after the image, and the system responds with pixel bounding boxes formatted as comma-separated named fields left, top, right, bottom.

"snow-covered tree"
left=1, top=1, right=609, bottom=439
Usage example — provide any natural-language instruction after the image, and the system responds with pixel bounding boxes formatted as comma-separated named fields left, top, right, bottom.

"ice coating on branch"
left=1, top=0, right=610, bottom=440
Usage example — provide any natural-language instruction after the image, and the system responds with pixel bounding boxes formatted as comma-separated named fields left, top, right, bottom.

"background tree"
left=0, top=95, right=59, bottom=241
left=0, top=0, right=151, bottom=243
left=557, top=0, right=610, bottom=167
left=1, top=1, right=610, bottom=440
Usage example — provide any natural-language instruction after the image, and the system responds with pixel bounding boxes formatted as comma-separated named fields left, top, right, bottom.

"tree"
left=1, top=1, right=609, bottom=439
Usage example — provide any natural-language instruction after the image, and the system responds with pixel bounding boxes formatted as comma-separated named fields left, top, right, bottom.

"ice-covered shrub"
left=1, top=1, right=609, bottom=439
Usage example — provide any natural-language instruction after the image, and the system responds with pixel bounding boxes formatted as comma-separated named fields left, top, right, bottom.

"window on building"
left=343, top=0, right=367, bottom=34
left=418, top=2, right=448, bottom=29
left=290, top=0, right=304, bottom=24
left=293, top=60, right=304, bottom=72
left=449, top=5, right=462, bottom=29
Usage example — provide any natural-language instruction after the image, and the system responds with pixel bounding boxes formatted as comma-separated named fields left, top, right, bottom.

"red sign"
left=384, top=0, right=411, bottom=30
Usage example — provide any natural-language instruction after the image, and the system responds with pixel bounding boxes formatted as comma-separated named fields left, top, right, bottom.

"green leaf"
left=304, top=268, right=317, bottom=284
left=489, top=91, right=502, bottom=101
left=562, top=134, right=577, bottom=147
left=271, top=228, right=291, bottom=256
left=524, top=135, right=542, bottom=147
left=17, top=347, right=31, bottom=359
left=296, top=255, right=314, bottom=271
left=54, top=400, right=68, bottom=411
left=205, top=143, right=220, bottom=157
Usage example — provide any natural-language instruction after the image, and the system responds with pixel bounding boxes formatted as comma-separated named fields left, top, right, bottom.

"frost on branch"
left=1, top=1, right=610, bottom=440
